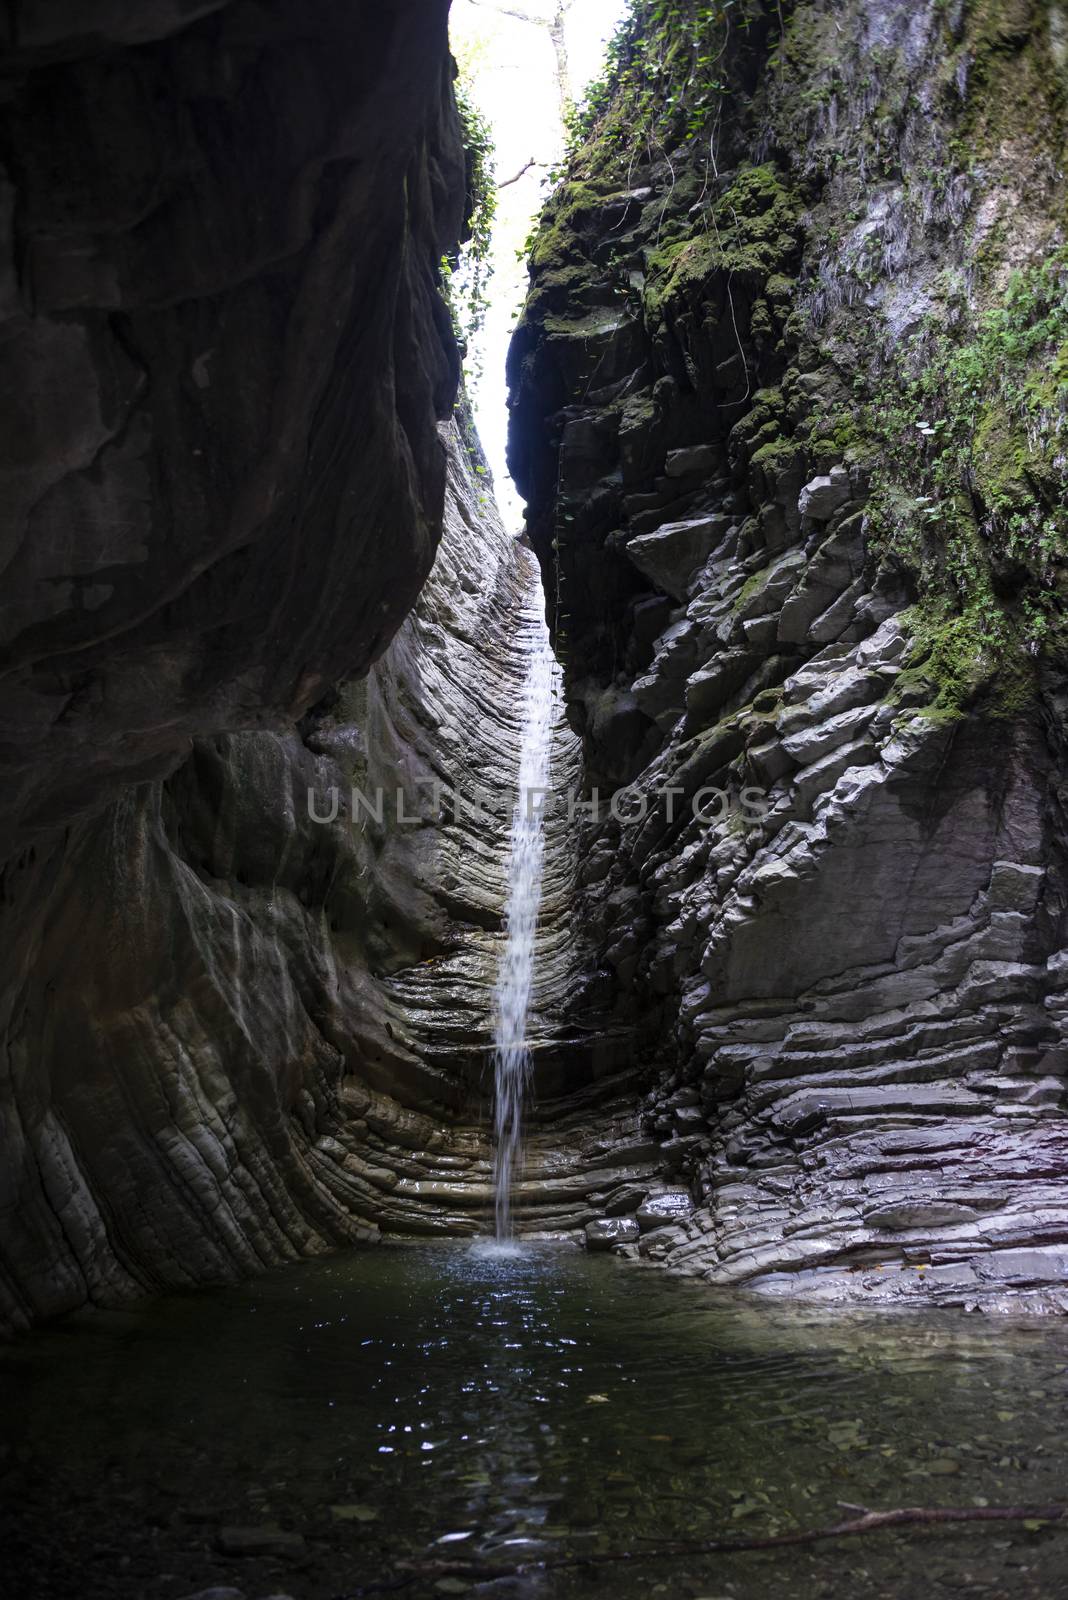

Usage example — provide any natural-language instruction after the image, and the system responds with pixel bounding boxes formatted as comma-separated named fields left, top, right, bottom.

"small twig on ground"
left=331, top=1500, right=1068, bottom=1597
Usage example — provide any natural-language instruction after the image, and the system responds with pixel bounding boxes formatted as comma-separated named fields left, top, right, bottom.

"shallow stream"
left=3, top=1243, right=1068, bottom=1600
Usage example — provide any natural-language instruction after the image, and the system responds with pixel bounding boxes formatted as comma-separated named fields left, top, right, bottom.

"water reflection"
left=2, top=1243, right=1068, bottom=1599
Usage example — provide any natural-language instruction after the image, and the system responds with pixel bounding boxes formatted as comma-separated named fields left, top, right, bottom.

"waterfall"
left=492, top=570, right=557, bottom=1240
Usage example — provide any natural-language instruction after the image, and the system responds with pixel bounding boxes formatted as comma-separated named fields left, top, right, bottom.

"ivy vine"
left=564, top=0, right=756, bottom=164
left=445, top=75, right=498, bottom=370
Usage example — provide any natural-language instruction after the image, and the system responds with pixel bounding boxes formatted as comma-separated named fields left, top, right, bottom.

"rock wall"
left=7, top=0, right=1068, bottom=1333
left=0, top=0, right=478, bottom=1333
left=0, top=0, right=463, bottom=857
left=509, top=0, right=1068, bottom=1310
left=0, top=0, right=672, bottom=1333
left=0, top=419, right=561, bottom=1331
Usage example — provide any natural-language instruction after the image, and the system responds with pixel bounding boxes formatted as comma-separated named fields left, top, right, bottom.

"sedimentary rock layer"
left=1, top=419, right=593, bottom=1333
left=509, top=0, right=1068, bottom=1310
left=0, top=0, right=463, bottom=858
left=0, top=0, right=482, bottom=1333
left=0, top=1, right=654, bottom=1333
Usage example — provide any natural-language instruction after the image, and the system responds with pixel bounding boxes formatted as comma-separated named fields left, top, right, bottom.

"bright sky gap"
left=450, top=0, right=629, bottom=529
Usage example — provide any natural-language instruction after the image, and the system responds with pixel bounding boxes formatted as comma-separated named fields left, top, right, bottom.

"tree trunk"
left=549, top=2, right=572, bottom=120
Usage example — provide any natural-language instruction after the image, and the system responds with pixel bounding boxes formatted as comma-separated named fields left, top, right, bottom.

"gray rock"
left=780, top=703, right=877, bottom=765
left=987, top=861, right=1045, bottom=914
left=798, top=472, right=850, bottom=520
left=636, top=1191, right=695, bottom=1231
left=0, top=5, right=466, bottom=868
left=1014, top=1077, right=1064, bottom=1108
left=974, top=1248, right=1068, bottom=1285
left=585, top=1217, right=641, bottom=1250
left=865, top=1201, right=979, bottom=1230
left=741, top=613, right=779, bottom=649
left=497, top=0, right=1068, bottom=1323
left=665, top=444, right=718, bottom=478
left=627, top=516, right=731, bottom=601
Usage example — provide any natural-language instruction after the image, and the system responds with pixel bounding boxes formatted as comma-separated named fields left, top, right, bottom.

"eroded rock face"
left=0, top=422, right=586, bottom=1331
left=510, top=0, right=1068, bottom=1309
left=0, top=0, right=660, bottom=1326
left=0, top=0, right=482, bottom=1333
left=0, top=0, right=463, bottom=856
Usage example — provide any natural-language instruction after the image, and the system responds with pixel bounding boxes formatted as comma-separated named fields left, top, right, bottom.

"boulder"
left=798, top=469, right=850, bottom=521
left=636, top=1191, right=695, bottom=1231
left=626, top=515, right=731, bottom=600
left=585, top=1217, right=641, bottom=1250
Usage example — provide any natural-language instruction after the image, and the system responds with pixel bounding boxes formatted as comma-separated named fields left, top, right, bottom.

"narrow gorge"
left=2, top=2, right=1068, bottom=1598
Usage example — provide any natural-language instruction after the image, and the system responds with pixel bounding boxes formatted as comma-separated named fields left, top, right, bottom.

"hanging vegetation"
left=445, top=74, right=499, bottom=367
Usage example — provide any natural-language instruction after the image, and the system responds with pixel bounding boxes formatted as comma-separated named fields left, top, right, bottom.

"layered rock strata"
left=0, top=0, right=605, bottom=1334
left=509, top=0, right=1068, bottom=1310
left=0, top=0, right=463, bottom=857
left=1, top=415, right=627, bottom=1333
left=0, top=0, right=664, bottom=1334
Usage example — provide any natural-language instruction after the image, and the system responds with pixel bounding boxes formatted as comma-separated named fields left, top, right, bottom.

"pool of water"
left=2, top=1241, right=1068, bottom=1600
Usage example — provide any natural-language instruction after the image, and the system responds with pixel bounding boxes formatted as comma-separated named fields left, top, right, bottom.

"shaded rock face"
left=509, top=0, right=1068, bottom=1309
left=0, top=0, right=463, bottom=856
left=0, top=1, right=668, bottom=1333
left=1, top=409, right=664, bottom=1332
left=0, top=0, right=495, bottom=1333
left=0, top=423, right=567, bottom=1329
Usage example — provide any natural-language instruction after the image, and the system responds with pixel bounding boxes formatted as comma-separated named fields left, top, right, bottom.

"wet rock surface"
left=3, top=0, right=1068, bottom=1333
left=0, top=413, right=645, bottom=1330
left=585, top=1216, right=640, bottom=1249
left=508, top=0, right=1068, bottom=1309
left=0, top=0, right=644, bottom=1330
left=0, top=0, right=473, bottom=1332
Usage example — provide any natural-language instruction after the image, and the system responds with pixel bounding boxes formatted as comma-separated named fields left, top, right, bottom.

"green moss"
left=642, top=166, right=801, bottom=333
left=954, top=0, right=1068, bottom=162
left=527, top=181, right=612, bottom=271
left=896, top=601, right=1036, bottom=721
left=810, top=407, right=864, bottom=465
left=748, top=437, right=805, bottom=478
left=730, top=385, right=786, bottom=444
left=565, top=0, right=768, bottom=173
left=644, top=233, right=719, bottom=316
left=734, top=567, right=772, bottom=608
left=972, top=402, right=1032, bottom=516
left=764, top=273, right=796, bottom=305
left=857, top=246, right=1068, bottom=682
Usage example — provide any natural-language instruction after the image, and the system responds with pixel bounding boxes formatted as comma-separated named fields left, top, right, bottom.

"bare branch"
left=466, top=0, right=549, bottom=25
left=330, top=1501, right=1068, bottom=1598
left=498, top=157, right=541, bottom=188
